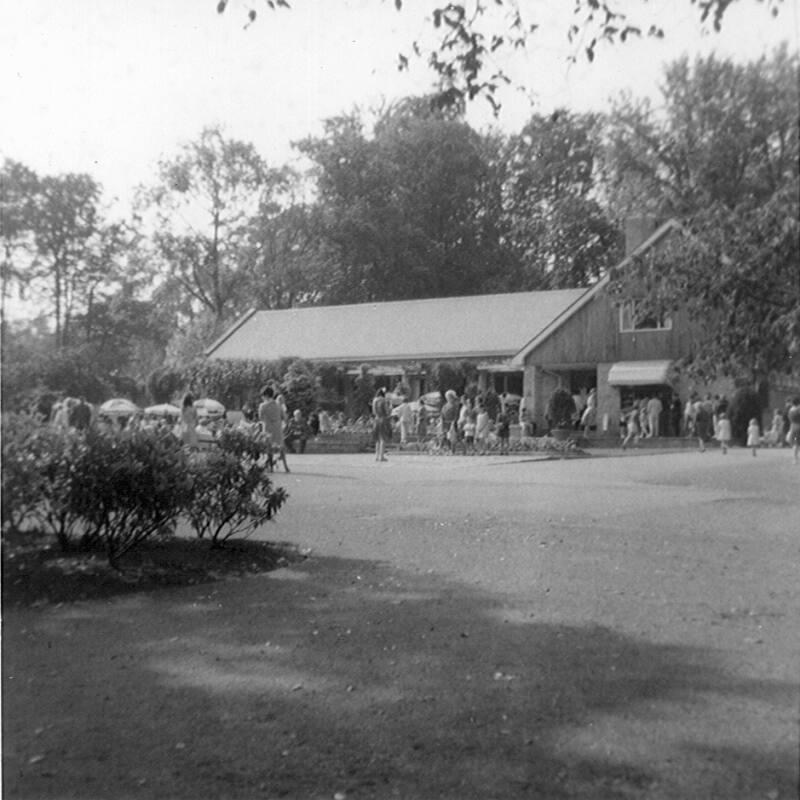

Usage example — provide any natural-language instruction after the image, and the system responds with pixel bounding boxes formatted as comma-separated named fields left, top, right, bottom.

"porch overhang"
left=607, top=360, right=673, bottom=386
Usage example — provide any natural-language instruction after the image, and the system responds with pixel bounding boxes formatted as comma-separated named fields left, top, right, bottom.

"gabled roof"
left=510, top=218, right=682, bottom=365
left=205, top=288, right=589, bottom=364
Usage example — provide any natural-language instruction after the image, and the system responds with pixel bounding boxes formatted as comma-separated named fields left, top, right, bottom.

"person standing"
left=581, top=388, right=597, bottom=437
left=767, top=408, right=785, bottom=447
left=440, top=390, right=459, bottom=454
left=69, top=397, right=92, bottom=431
left=259, top=386, right=290, bottom=472
left=496, top=407, right=511, bottom=455
left=693, top=396, right=712, bottom=453
left=396, top=400, right=414, bottom=446
left=475, top=402, right=490, bottom=455
left=716, top=412, right=732, bottom=454
left=787, top=397, right=800, bottom=465
left=746, top=417, right=760, bottom=457
left=372, top=387, right=391, bottom=462
left=647, top=394, right=663, bottom=438
left=179, top=393, right=199, bottom=449
left=285, top=409, right=309, bottom=454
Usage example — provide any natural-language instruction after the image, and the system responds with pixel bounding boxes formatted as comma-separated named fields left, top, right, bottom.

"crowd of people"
left=619, top=391, right=800, bottom=461
left=44, top=386, right=800, bottom=466
left=370, top=387, right=524, bottom=460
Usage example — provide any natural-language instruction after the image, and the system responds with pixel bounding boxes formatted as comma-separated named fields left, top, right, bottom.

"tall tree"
left=141, top=126, right=287, bottom=321
left=0, top=160, right=39, bottom=341
left=297, top=98, right=513, bottom=303
left=503, top=110, right=621, bottom=288
left=5, top=169, right=126, bottom=349
left=604, top=47, right=799, bottom=217
left=239, top=199, right=330, bottom=310
left=611, top=178, right=799, bottom=384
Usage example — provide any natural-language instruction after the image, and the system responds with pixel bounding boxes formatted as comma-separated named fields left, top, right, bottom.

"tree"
left=503, top=110, right=621, bottom=288
left=297, top=98, right=512, bottom=303
left=2, top=168, right=125, bottom=349
left=240, top=200, right=330, bottom=309
left=610, top=178, right=800, bottom=384
left=0, top=160, right=38, bottom=341
left=218, top=0, right=787, bottom=111
left=141, top=126, right=287, bottom=321
left=604, top=47, right=799, bottom=217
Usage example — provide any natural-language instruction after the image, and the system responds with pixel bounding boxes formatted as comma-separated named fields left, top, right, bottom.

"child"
left=496, top=409, right=510, bottom=455
left=767, top=409, right=784, bottom=447
left=620, top=404, right=640, bottom=450
left=475, top=404, right=490, bottom=455
left=716, top=411, right=732, bottom=455
left=746, top=418, right=760, bottom=457
left=462, top=413, right=476, bottom=455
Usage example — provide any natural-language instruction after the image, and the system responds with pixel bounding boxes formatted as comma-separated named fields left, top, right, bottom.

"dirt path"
left=4, top=450, right=799, bottom=799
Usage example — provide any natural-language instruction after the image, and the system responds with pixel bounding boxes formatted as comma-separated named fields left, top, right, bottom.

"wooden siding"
left=524, top=292, right=616, bottom=366
left=525, top=291, right=695, bottom=367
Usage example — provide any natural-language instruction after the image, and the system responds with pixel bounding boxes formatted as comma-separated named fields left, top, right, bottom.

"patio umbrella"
left=419, top=391, right=443, bottom=408
left=98, top=398, right=140, bottom=417
left=194, top=398, right=226, bottom=417
left=144, top=403, right=181, bottom=418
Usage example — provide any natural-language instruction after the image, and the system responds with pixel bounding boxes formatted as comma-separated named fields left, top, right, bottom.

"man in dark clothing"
left=69, top=398, right=92, bottom=430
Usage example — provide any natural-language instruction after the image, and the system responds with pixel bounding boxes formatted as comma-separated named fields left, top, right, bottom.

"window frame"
left=619, top=301, right=673, bottom=333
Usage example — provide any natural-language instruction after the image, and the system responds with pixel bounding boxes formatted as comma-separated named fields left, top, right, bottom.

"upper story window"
left=619, top=302, right=672, bottom=332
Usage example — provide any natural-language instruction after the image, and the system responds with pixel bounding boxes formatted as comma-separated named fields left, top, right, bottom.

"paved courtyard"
left=4, top=448, right=798, bottom=799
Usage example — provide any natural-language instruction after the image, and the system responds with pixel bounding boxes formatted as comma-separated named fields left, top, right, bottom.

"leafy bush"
left=70, top=429, right=193, bottom=566
left=2, top=416, right=290, bottom=568
left=185, top=450, right=288, bottom=546
left=216, top=425, right=273, bottom=460
left=546, top=388, right=576, bottom=429
left=1, top=413, right=78, bottom=540
left=728, top=386, right=762, bottom=445
left=280, top=359, right=317, bottom=416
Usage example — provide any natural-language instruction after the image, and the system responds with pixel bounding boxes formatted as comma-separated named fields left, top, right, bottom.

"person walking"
left=259, top=386, right=290, bottom=472
left=372, top=387, right=391, bottom=462
left=620, top=403, right=641, bottom=450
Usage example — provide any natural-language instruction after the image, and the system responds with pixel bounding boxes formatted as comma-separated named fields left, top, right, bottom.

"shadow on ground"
left=4, top=556, right=796, bottom=800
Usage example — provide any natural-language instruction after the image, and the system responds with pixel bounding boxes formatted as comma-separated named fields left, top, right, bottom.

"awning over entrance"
left=607, top=360, right=672, bottom=386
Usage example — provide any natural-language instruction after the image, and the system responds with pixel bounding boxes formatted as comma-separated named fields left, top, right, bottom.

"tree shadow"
left=4, top=555, right=797, bottom=799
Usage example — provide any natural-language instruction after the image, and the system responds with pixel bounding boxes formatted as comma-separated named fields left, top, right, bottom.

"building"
left=206, top=219, right=799, bottom=433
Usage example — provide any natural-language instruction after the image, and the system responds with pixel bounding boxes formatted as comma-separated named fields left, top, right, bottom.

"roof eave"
left=511, top=218, right=682, bottom=366
left=204, top=308, right=258, bottom=358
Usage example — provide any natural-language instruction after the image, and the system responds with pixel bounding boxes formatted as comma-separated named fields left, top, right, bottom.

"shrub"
left=74, top=429, right=193, bottom=567
left=185, top=450, right=288, bottom=546
left=1, top=413, right=75, bottom=540
left=216, top=425, right=272, bottom=460
left=546, top=388, right=576, bottom=429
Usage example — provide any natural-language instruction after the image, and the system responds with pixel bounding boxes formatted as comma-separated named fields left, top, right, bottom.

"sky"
left=1, top=0, right=798, bottom=208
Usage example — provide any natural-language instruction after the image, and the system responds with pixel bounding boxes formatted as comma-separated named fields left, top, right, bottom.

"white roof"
left=207, top=289, right=589, bottom=363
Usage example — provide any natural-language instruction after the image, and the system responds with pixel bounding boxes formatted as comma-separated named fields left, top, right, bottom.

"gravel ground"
left=3, top=447, right=798, bottom=799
